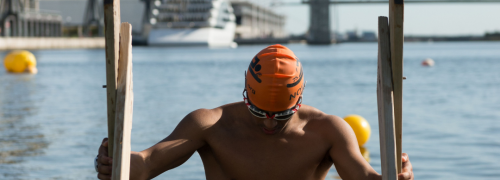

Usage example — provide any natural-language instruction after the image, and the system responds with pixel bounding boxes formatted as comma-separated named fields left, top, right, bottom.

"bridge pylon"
left=307, top=0, right=331, bottom=44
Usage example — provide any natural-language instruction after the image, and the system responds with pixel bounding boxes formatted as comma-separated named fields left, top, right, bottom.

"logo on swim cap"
left=287, top=66, right=303, bottom=88
left=248, top=56, right=262, bottom=83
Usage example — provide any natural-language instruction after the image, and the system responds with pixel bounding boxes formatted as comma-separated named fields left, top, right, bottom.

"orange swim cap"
left=245, top=44, right=305, bottom=112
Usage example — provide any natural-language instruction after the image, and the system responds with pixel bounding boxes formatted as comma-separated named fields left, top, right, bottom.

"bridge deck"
left=300, top=0, right=500, bottom=5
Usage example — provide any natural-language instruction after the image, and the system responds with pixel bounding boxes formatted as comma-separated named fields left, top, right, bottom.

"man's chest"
left=200, top=129, right=332, bottom=179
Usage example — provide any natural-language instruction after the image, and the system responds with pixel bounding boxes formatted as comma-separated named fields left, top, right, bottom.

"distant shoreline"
left=335, top=32, right=500, bottom=43
left=233, top=32, right=500, bottom=45
left=0, top=38, right=104, bottom=50
left=402, top=34, right=500, bottom=42
left=0, top=35, right=497, bottom=50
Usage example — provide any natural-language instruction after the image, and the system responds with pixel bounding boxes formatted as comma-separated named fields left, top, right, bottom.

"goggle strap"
left=292, top=104, right=301, bottom=113
left=244, top=97, right=251, bottom=108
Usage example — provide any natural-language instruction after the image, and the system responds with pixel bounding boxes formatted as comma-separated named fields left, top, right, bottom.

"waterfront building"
left=39, top=0, right=144, bottom=37
left=361, top=31, right=376, bottom=41
left=344, top=30, right=377, bottom=42
left=345, top=30, right=359, bottom=41
left=1, top=0, right=63, bottom=37
left=36, top=0, right=286, bottom=42
left=230, top=0, right=286, bottom=40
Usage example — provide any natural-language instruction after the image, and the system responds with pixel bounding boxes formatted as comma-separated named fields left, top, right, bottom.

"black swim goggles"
left=243, top=90, right=302, bottom=121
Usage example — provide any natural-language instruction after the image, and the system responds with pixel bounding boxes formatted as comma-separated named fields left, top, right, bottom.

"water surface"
left=0, top=42, right=499, bottom=179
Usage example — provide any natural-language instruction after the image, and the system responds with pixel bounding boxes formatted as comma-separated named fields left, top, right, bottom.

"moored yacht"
left=147, top=0, right=237, bottom=47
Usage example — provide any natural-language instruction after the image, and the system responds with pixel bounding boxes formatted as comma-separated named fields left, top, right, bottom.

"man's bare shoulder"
left=298, top=104, right=344, bottom=124
left=298, top=105, right=353, bottom=140
left=184, top=101, right=244, bottom=129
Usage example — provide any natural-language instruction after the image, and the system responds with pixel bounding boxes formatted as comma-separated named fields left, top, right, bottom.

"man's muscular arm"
left=323, top=115, right=381, bottom=180
left=324, top=115, right=413, bottom=180
left=97, top=108, right=216, bottom=180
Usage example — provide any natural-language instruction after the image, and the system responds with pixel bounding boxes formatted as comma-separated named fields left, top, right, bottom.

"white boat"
left=147, top=0, right=237, bottom=47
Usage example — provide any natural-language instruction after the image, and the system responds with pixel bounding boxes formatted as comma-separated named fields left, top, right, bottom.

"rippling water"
left=0, top=42, right=499, bottom=179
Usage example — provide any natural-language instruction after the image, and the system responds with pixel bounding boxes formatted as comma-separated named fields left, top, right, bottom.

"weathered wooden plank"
left=390, top=0, right=404, bottom=173
left=104, top=0, right=121, bottom=157
left=111, top=22, right=133, bottom=180
left=377, top=16, right=398, bottom=180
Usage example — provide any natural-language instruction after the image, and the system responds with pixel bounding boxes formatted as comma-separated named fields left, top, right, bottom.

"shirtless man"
left=96, top=44, right=414, bottom=180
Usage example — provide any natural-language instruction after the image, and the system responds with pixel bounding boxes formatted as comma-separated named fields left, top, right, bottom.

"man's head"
left=245, top=44, right=305, bottom=114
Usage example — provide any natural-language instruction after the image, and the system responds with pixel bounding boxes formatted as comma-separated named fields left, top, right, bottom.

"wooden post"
left=104, top=0, right=121, bottom=157
left=111, top=22, right=133, bottom=180
left=377, top=16, right=397, bottom=180
left=389, top=0, right=404, bottom=173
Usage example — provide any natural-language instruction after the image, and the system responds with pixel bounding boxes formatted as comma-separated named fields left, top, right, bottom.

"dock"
left=0, top=38, right=104, bottom=50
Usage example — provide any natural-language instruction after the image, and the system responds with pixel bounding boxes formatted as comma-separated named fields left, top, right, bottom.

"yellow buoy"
left=343, top=114, right=371, bottom=146
left=3, top=50, right=37, bottom=74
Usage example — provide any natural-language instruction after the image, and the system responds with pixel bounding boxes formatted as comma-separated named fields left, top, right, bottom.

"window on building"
left=236, top=16, right=242, bottom=25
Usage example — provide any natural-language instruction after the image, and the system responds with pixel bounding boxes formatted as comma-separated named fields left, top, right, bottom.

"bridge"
left=2, top=0, right=500, bottom=44
left=296, top=0, right=500, bottom=44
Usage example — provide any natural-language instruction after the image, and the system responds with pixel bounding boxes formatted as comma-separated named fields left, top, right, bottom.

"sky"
left=247, top=0, right=500, bottom=36
left=40, top=0, right=500, bottom=36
